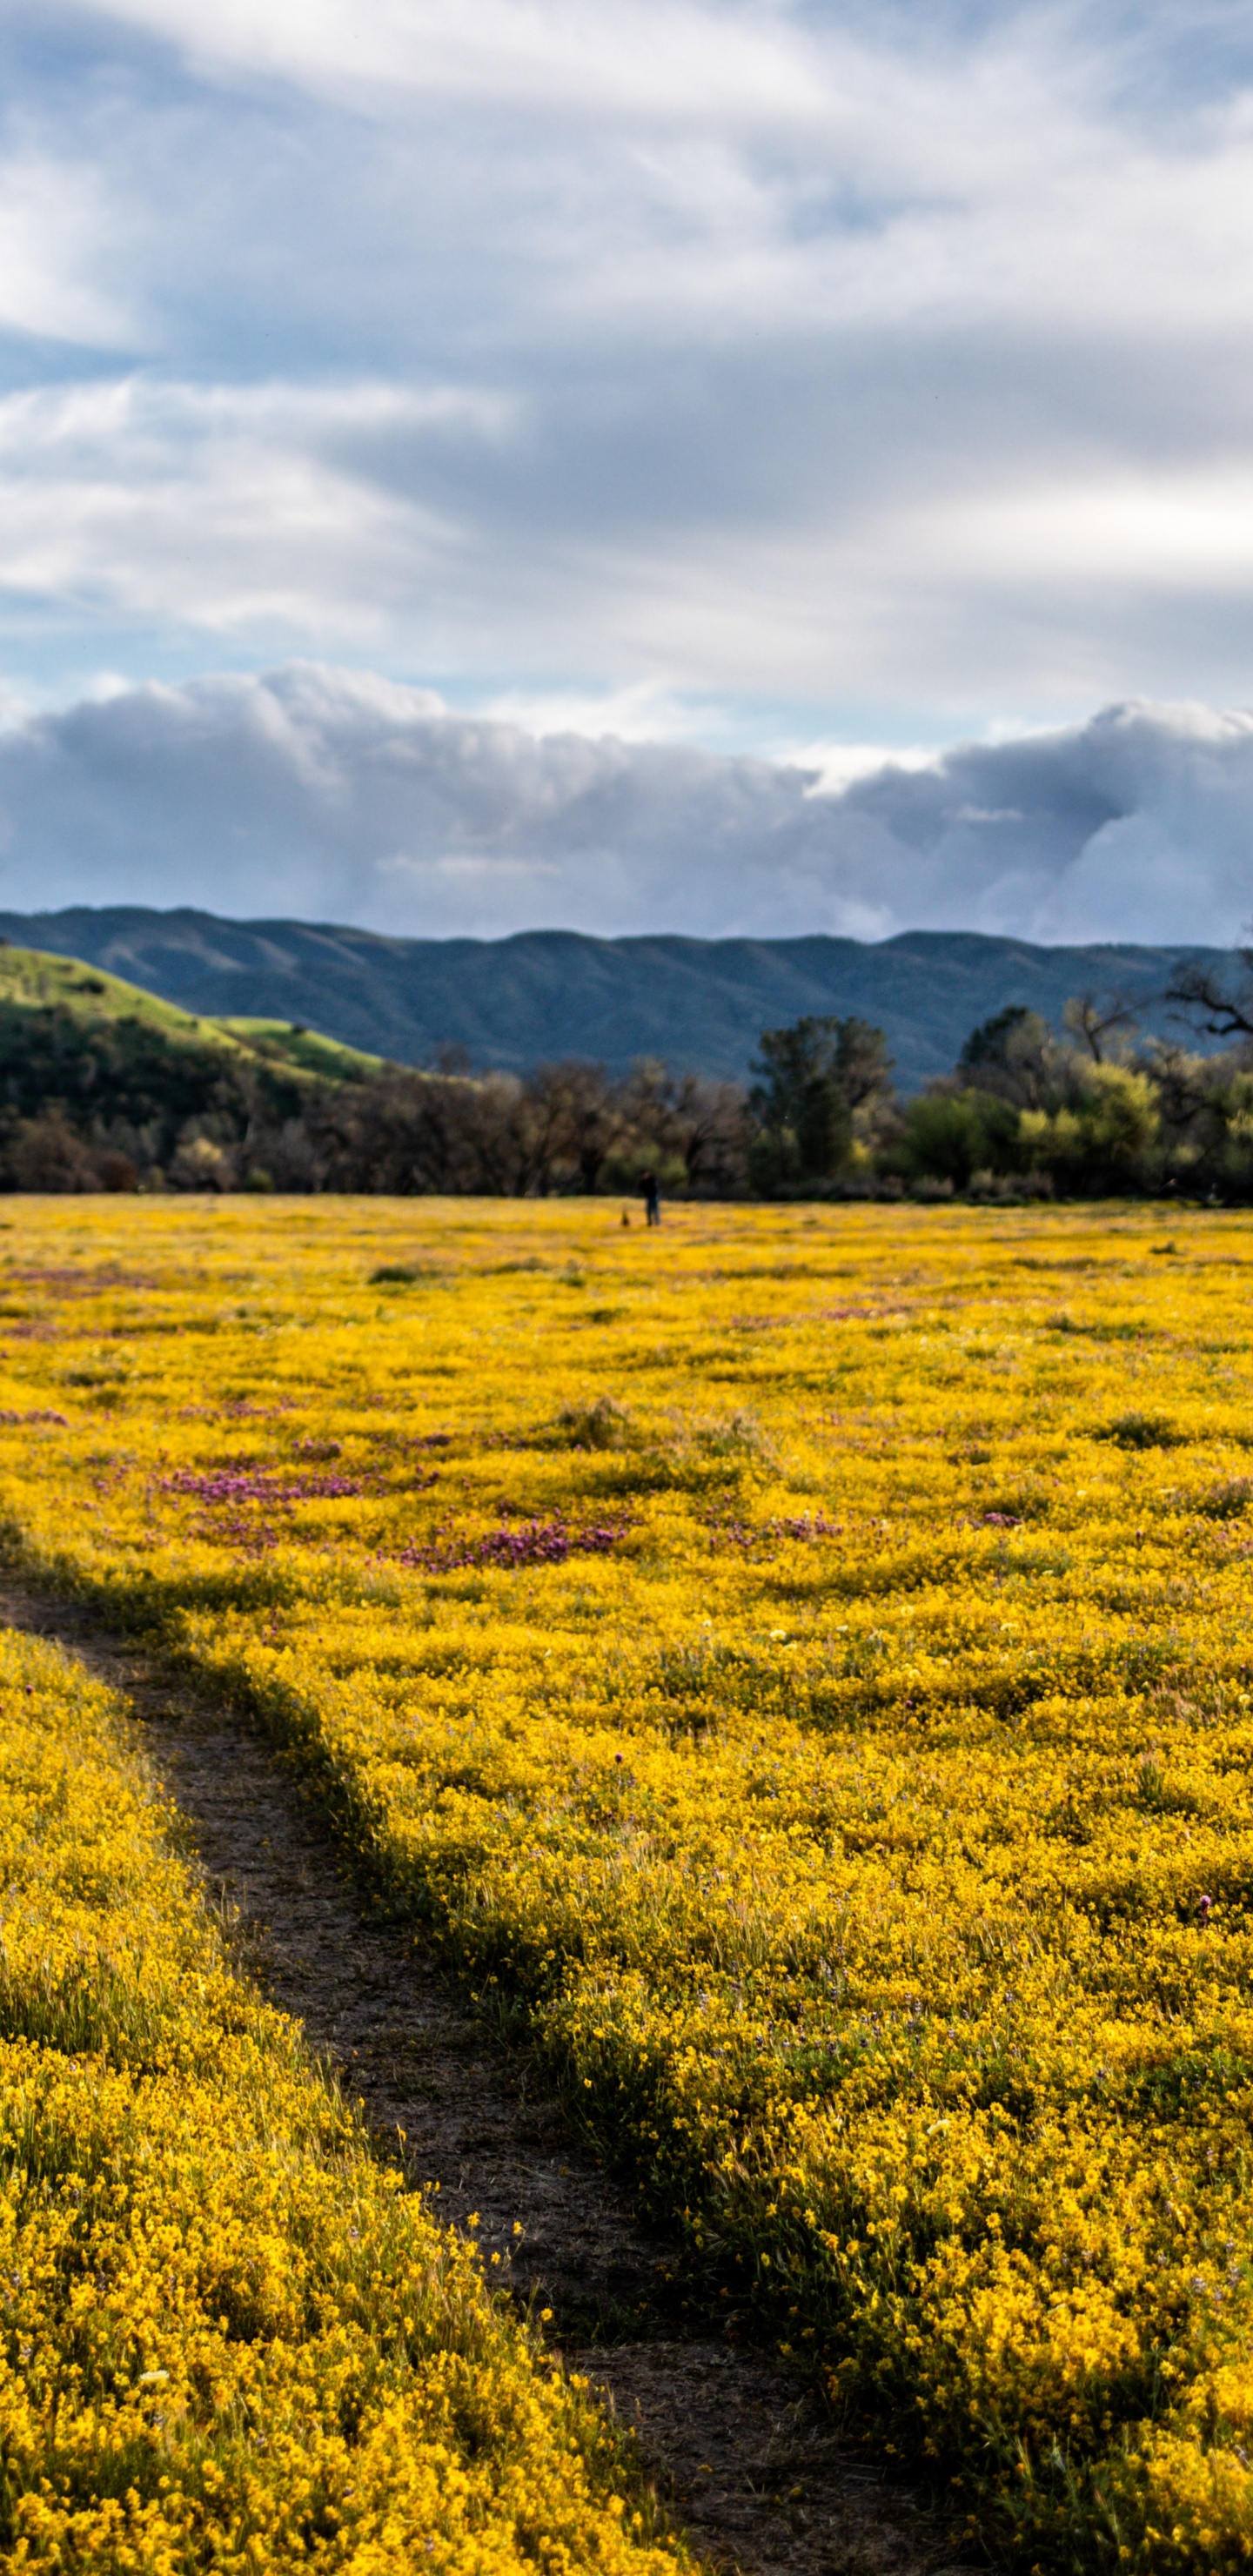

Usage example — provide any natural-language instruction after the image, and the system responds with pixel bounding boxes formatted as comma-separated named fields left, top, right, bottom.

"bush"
left=894, top=1088, right=1018, bottom=1189
left=170, top=1135, right=233, bottom=1191
left=1021, top=1063, right=1160, bottom=1192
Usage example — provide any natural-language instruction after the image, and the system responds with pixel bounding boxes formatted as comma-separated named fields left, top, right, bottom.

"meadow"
left=0, top=1627, right=680, bottom=2573
left=1, top=1193, right=1253, bottom=2568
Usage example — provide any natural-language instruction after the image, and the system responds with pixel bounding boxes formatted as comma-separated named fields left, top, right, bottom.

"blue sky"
left=1, top=0, right=1253, bottom=936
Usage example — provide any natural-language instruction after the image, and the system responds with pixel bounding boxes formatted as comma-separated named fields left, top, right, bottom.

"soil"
left=0, top=1580, right=988, bottom=2576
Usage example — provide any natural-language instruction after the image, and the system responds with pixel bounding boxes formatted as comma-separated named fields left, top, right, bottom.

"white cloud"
left=9, top=0, right=1253, bottom=731
left=0, top=377, right=514, bottom=645
left=9, top=366, right=1253, bottom=715
left=476, top=678, right=728, bottom=744
left=0, top=662, right=1248, bottom=947
left=0, top=146, right=132, bottom=346
left=59, top=1, right=1253, bottom=349
left=71, top=0, right=834, bottom=126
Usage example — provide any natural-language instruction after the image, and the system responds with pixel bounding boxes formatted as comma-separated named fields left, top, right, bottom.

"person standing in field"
left=642, top=1171, right=660, bottom=1226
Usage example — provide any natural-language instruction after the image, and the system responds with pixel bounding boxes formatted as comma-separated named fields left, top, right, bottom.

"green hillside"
left=0, top=943, right=388, bottom=1191
left=0, top=944, right=382, bottom=1081
left=0, top=943, right=253, bottom=1052
left=214, top=1016, right=385, bottom=1080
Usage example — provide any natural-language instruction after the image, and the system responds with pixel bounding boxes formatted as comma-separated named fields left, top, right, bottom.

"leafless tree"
left=1063, top=989, right=1140, bottom=1062
left=669, top=1074, right=753, bottom=1192
left=3, top=1110, right=104, bottom=1191
left=517, top=1061, right=627, bottom=1194
left=1163, top=952, right=1253, bottom=1043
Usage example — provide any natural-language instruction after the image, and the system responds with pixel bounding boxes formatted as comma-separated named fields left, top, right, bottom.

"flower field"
left=3, top=1195, right=1253, bottom=2567
left=0, top=1622, right=683, bottom=2573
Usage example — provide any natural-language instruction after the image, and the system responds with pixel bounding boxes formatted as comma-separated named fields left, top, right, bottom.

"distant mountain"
left=0, top=908, right=1232, bottom=1093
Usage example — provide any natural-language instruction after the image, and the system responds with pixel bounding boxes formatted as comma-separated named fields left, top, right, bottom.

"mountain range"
left=0, top=908, right=1230, bottom=1093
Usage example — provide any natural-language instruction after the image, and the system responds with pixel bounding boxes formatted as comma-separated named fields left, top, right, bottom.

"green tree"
left=958, top=1004, right=1055, bottom=1107
left=1019, top=1063, right=1160, bottom=1192
left=895, top=1088, right=1018, bottom=1189
left=748, top=1015, right=892, bottom=1190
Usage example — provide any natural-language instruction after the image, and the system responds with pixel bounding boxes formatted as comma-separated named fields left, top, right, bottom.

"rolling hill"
left=0, top=943, right=383, bottom=1085
left=0, top=906, right=1233, bottom=1091
left=0, top=942, right=387, bottom=1189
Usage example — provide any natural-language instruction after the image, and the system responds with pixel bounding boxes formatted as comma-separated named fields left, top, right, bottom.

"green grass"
left=0, top=945, right=254, bottom=1052
left=0, top=947, right=383, bottom=1084
left=216, top=1017, right=385, bottom=1079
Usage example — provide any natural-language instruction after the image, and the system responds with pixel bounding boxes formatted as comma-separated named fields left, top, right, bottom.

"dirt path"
left=0, top=1582, right=984, bottom=2576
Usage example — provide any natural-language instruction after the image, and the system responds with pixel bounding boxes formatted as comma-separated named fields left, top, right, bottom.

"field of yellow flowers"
left=0, top=1621, right=684, bottom=2573
left=1, top=1192, right=1252, bottom=2569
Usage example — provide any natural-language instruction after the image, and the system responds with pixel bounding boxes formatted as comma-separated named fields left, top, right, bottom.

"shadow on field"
left=0, top=1580, right=987, bottom=2576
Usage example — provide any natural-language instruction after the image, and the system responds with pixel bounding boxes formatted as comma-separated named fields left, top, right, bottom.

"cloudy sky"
left=3, top=0, right=1253, bottom=942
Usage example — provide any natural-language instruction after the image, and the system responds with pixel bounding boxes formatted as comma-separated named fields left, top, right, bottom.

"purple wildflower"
left=163, top=1466, right=364, bottom=1504
left=399, top=1513, right=627, bottom=1573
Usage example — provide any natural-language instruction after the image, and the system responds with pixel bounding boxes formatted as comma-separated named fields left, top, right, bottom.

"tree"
left=1063, top=989, right=1139, bottom=1063
left=668, top=1074, right=752, bottom=1195
left=748, top=1015, right=893, bottom=1187
left=610, top=1063, right=750, bottom=1196
left=895, top=1089, right=1019, bottom=1189
left=958, top=1005, right=1055, bottom=1108
left=829, top=1017, right=894, bottom=1110
left=1163, top=956, right=1253, bottom=1044
left=519, top=1061, right=624, bottom=1194
left=1020, top=1063, right=1160, bottom=1191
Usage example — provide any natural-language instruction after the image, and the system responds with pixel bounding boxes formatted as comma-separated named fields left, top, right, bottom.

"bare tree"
left=670, top=1074, right=752, bottom=1193
left=519, top=1062, right=626, bottom=1194
left=3, top=1110, right=104, bottom=1191
left=1063, top=989, right=1140, bottom=1062
left=1162, top=953, right=1253, bottom=1043
left=615, top=1063, right=750, bottom=1194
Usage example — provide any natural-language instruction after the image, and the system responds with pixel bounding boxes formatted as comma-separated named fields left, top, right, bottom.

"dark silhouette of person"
left=641, top=1170, right=661, bottom=1226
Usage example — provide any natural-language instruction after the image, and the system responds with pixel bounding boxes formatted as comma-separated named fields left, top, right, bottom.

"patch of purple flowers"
left=707, top=1510, right=842, bottom=1553
left=164, top=1466, right=364, bottom=1505
left=401, top=1513, right=627, bottom=1573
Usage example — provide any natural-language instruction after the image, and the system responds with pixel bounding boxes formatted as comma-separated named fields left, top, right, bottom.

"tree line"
left=9, top=948, right=1253, bottom=1197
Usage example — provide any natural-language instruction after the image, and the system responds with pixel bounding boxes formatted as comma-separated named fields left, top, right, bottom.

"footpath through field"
left=0, top=1579, right=965, bottom=2576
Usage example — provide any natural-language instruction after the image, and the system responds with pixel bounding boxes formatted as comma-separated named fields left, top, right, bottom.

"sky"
left=2, top=0, right=1253, bottom=942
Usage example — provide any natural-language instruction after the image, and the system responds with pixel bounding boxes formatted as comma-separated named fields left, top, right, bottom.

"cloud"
left=0, top=662, right=1248, bottom=946
left=0, top=145, right=132, bottom=345
left=70, top=0, right=843, bottom=127
left=6, top=3, right=1253, bottom=726
left=6, top=364, right=1253, bottom=721
left=0, top=377, right=517, bottom=647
